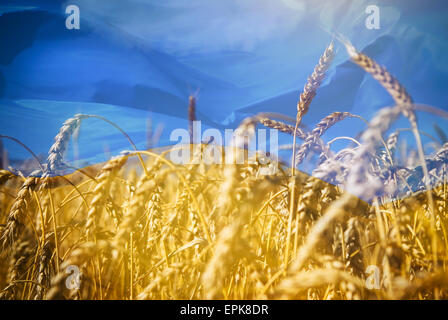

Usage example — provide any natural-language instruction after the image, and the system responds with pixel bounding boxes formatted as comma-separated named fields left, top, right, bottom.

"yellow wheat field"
left=0, top=40, right=447, bottom=300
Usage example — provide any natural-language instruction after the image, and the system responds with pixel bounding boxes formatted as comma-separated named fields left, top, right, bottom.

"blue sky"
left=0, top=0, right=447, bottom=179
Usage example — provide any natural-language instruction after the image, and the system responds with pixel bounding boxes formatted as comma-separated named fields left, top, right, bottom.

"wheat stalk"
left=296, top=42, right=335, bottom=125
left=295, top=112, right=359, bottom=165
left=47, top=114, right=88, bottom=173
left=85, top=155, right=128, bottom=239
left=1, top=177, right=38, bottom=249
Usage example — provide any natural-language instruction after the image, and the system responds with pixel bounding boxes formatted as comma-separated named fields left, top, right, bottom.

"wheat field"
left=0, top=40, right=447, bottom=300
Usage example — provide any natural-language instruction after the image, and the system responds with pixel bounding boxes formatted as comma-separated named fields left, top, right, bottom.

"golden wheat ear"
left=85, top=155, right=128, bottom=240
left=296, top=41, right=335, bottom=125
left=332, top=31, right=416, bottom=124
left=1, top=177, right=37, bottom=250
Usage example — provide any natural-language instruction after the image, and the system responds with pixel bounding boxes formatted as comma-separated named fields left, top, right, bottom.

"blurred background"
left=0, top=0, right=447, bottom=177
